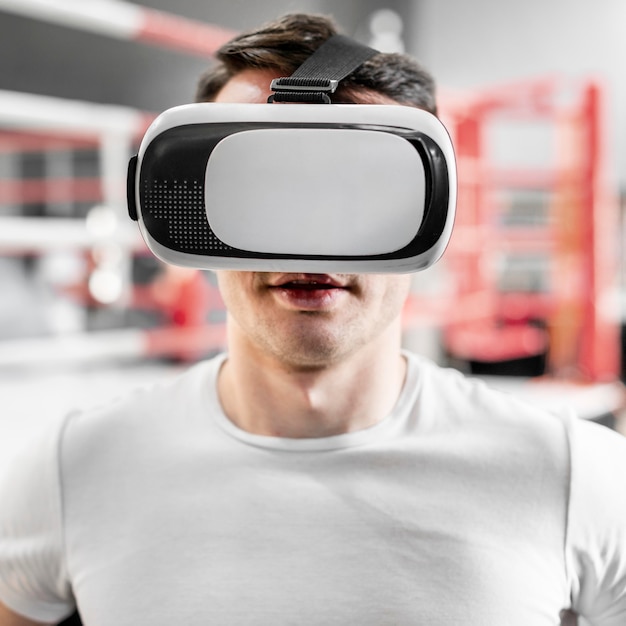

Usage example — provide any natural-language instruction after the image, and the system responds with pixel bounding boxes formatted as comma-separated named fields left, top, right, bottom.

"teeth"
left=281, top=280, right=335, bottom=288
left=274, top=276, right=342, bottom=289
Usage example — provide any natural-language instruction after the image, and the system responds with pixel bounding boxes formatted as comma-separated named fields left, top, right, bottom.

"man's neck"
left=217, top=321, right=407, bottom=439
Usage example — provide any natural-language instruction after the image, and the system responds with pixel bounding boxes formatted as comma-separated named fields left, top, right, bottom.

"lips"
left=267, top=274, right=349, bottom=310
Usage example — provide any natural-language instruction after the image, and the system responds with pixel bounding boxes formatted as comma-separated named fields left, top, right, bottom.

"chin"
left=272, top=333, right=367, bottom=371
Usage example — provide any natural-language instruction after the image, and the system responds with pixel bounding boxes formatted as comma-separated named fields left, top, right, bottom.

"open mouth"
left=270, top=274, right=346, bottom=290
left=268, top=274, right=348, bottom=309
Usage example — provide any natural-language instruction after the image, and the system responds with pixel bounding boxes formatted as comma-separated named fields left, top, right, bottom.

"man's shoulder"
left=61, top=354, right=224, bottom=450
left=404, top=351, right=573, bottom=445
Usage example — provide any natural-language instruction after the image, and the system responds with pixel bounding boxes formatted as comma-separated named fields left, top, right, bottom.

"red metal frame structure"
left=431, top=77, right=620, bottom=382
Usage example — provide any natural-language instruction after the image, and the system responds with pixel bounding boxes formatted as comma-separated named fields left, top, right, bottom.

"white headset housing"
left=128, top=102, right=456, bottom=273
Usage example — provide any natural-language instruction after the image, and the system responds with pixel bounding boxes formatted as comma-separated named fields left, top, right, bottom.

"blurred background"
left=1, top=0, right=626, bottom=469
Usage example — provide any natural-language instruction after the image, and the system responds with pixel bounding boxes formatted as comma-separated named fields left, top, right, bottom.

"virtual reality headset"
left=127, top=37, right=457, bottom=274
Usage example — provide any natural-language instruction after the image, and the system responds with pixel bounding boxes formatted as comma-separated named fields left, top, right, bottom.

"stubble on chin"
left=248, top=311, right=349, bottom=372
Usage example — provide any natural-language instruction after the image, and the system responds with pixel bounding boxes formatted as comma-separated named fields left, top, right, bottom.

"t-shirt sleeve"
left=566, top=416, right=626, bottom=624
left=0, top=415, right=76, bottom=623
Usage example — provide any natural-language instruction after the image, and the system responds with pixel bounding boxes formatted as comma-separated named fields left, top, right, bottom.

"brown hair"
left=195, top=13, right=437, bottom=114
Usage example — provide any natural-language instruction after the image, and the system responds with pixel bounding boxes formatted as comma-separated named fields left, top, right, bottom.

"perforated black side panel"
left=139, top=123, right=241, bottom=256
left=142, top=177, right=232, bottom=254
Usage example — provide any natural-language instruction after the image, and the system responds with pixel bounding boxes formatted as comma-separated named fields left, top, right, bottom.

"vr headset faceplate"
left=128, top=102, right=456, bottom=273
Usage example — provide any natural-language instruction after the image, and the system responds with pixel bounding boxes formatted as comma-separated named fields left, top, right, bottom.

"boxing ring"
left=0, top=0, right=624, bottom=433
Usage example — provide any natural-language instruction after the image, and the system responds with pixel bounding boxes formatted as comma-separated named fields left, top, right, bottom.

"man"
left=1, top=13, right=625, bottom=626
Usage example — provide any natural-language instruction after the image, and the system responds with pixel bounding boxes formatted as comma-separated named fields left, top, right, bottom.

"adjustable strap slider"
left=268, top=78, right=339, bottom=104
left=270, top=77, right=339, bottom=93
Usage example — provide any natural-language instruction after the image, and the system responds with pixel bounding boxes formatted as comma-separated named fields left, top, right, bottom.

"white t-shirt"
left=1, top=352, right=625, bottom=625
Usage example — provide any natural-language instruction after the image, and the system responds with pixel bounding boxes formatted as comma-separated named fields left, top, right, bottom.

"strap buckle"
left=268, top=78, right=339, bottom=104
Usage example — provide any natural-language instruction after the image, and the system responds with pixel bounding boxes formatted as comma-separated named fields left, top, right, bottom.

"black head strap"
left=268, top=34, right=378, bottom=104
